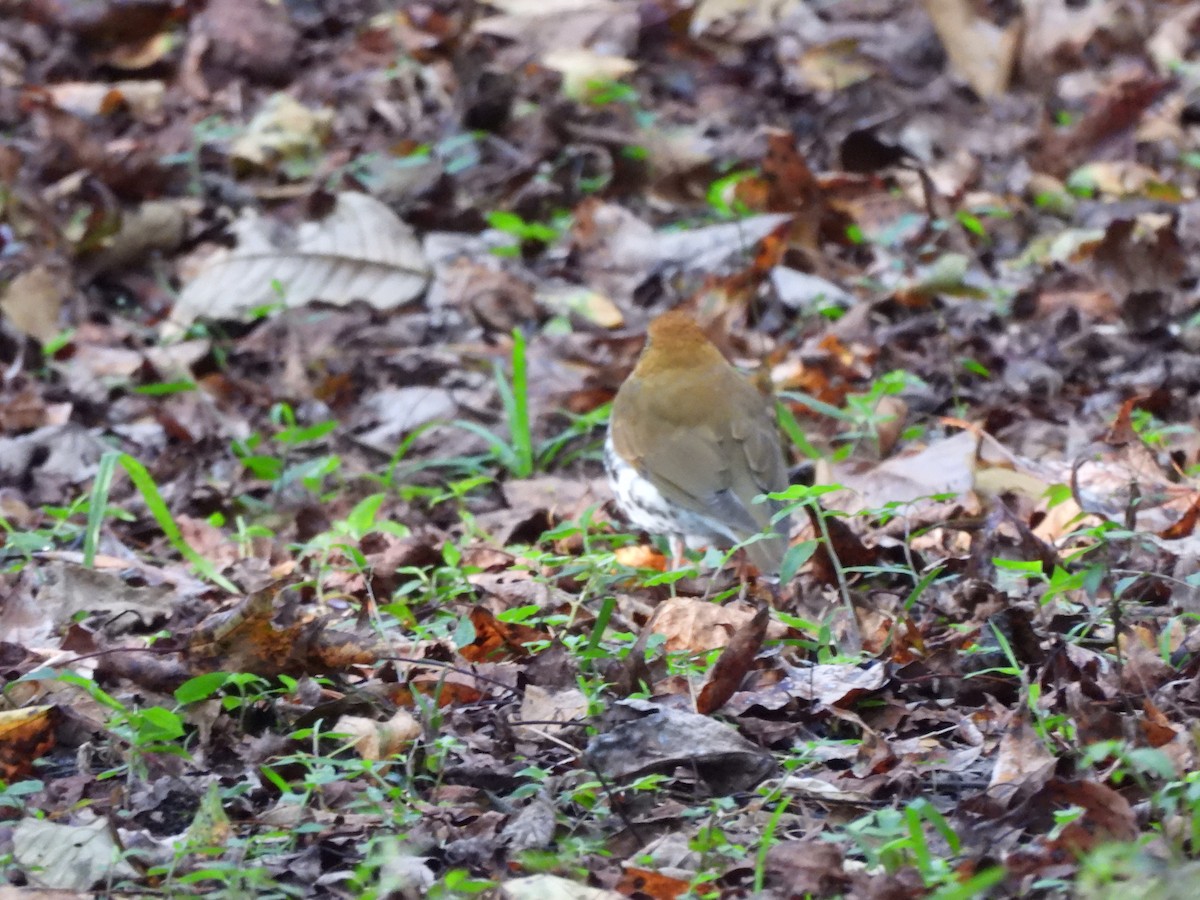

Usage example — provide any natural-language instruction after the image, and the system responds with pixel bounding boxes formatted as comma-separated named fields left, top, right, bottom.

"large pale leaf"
left=13, top=818, right=138, bottom=890
left=172, top=192, right=429, bottom=327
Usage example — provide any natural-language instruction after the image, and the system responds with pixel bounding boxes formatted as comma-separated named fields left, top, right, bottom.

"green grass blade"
left=776, top=400, right=822, bottom=460
left=83, top=450, right=120, bottom=567
left=505, top=328, right=533, bottom=476
left=117, top=453, right=238, bottom=593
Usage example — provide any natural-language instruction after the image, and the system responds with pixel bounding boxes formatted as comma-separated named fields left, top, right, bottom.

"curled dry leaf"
left=775, top=661, right=888, bottom=706
left=541, top=49, right=636, bottom=100
left=333, top=710, right=421, bottom=761
left=614, top=868, right=691, bottom=900
left=231, top=92, right=332, bottom=169
left=43, top=80, right=166, bottom=123
left=515, top=684, right=588, bottom=740
left=82, top=198, right=194, bottom=276
left=696, top=605, right=769, bottom=714
left=500, top=874, right=623, bottom=900
left=459, top=606, right=552, bottom=662
left=172, top=192, right=430, bottom=327
left=989, top=712, right=1057, bottom=799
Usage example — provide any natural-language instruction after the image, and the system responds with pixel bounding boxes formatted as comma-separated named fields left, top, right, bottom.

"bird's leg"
left=669, top=535, right=687, bottom=570
left=730, top=547, right=759, bottom=583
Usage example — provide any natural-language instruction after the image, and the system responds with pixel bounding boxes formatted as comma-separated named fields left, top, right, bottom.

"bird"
left=605, top=309, right=792, bottom=576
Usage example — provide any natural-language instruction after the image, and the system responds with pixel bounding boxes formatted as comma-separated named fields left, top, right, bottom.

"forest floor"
left=4, top=0, right=1200, bottom=897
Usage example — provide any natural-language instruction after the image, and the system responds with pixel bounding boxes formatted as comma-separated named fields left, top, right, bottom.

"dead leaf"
left=763, top=840, right=850, bottom=897
left=0, top=266, right=70, bottom=343
left=44, top=80, right=165, bottom=122
left=0, top=706, right=56, bottom=781
left=615, top=867, right=691, bottom=900
left=586, top=698, right=775, bottom=792
left=823, top=430, right=982, bottom=518
left=12, top=818, right=138, bottom=890
left=83, top=198, right=194, bottom=276
left=535, top=282, right=624, bottom=328
left=542, top=49, right=636, bottom=100
left=697, top=606, right=769, bottom=714
left=776, top=661, right=888, bottom=706
left=653, top=597, right=785, bottom=653
left=989, top=712, right=1057, bottom=799
left=793, top=38, right=874, bottom=92
left=173, top=192, right=430, bottom=327
left=333, top=709, right=421, bottom=761
left=501, top=874, right=623, bottom=900
left=923, top=0, right=1021, bottom=97
left=459, top=606, right=552, bottom=662
left=515, top=684, right=588, bottom=739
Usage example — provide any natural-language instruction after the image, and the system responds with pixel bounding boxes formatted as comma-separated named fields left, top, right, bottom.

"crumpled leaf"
left=0, top=706, right=56, bottom=781
left=231, top=92, right=332, bottom=169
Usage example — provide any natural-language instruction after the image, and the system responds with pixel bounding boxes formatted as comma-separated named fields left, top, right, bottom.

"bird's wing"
left=636, top=428, right=763, bottom=535
left=610, top=366, right=784, bottom=536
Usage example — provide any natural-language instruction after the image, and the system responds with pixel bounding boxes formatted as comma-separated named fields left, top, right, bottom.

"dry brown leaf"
left=459, top=606, right=552, bottom=662
left=776, top=661, right=888, bottom=706
left=44, top=80, right=165, bottom=122
left=0, top=706, right=56, bottom=781
left=614, top=867, right=690, bottom=900
left=334, top=710, right=421, bottom=761
left=515, top=684, right=588, bottom=739
left=541, top=49, right=636, bottom=100
left=989, top=712, right=1057, bottom=798
left=613, top=545, right=667, bottom=571
left=0, top=266, right=70, bottom=344
left=922, top=0, right=1020, bottom=97
left=696, top=606, right=769, bottom=714
left=653, top=597, right=785, bottom=653
left=230, top=92, right=332, bottom=169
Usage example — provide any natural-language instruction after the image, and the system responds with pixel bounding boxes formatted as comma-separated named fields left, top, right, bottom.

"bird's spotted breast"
left=604, top=432, right=738, bottom=548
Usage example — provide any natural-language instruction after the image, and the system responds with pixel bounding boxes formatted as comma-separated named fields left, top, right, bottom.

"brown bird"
left=606, top=309, right=792, bottom=575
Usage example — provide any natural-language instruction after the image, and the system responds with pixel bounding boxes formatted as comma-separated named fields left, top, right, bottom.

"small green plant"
left=705, top=169, right=756, bottom=220
left=83, top=451, right=238, bottom=592
left=486, top=210, right=570, bottom=257
left=47, top=671, right=189, bottom=783
left=427, top=868, right=496, bottom=897
left=441, top=329, right=606, bottom=479
left=581, top=77, right=638, bottom=106
left=839, top=800, right=1003, bottom=894
left=1129, top=408, right=1194, bottom=447
left=782, top=369, right=926, bottom=457
left=0, top=778, right=44, bottom=810
left=231, top=402, right=340, bottom=493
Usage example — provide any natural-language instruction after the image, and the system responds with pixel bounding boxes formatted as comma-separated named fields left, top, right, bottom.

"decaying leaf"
left=586, top=699, right=775, bottom=793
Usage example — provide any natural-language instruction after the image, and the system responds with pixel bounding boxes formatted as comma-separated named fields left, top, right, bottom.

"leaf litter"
left=4, top=0, right=1200, bottom=896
